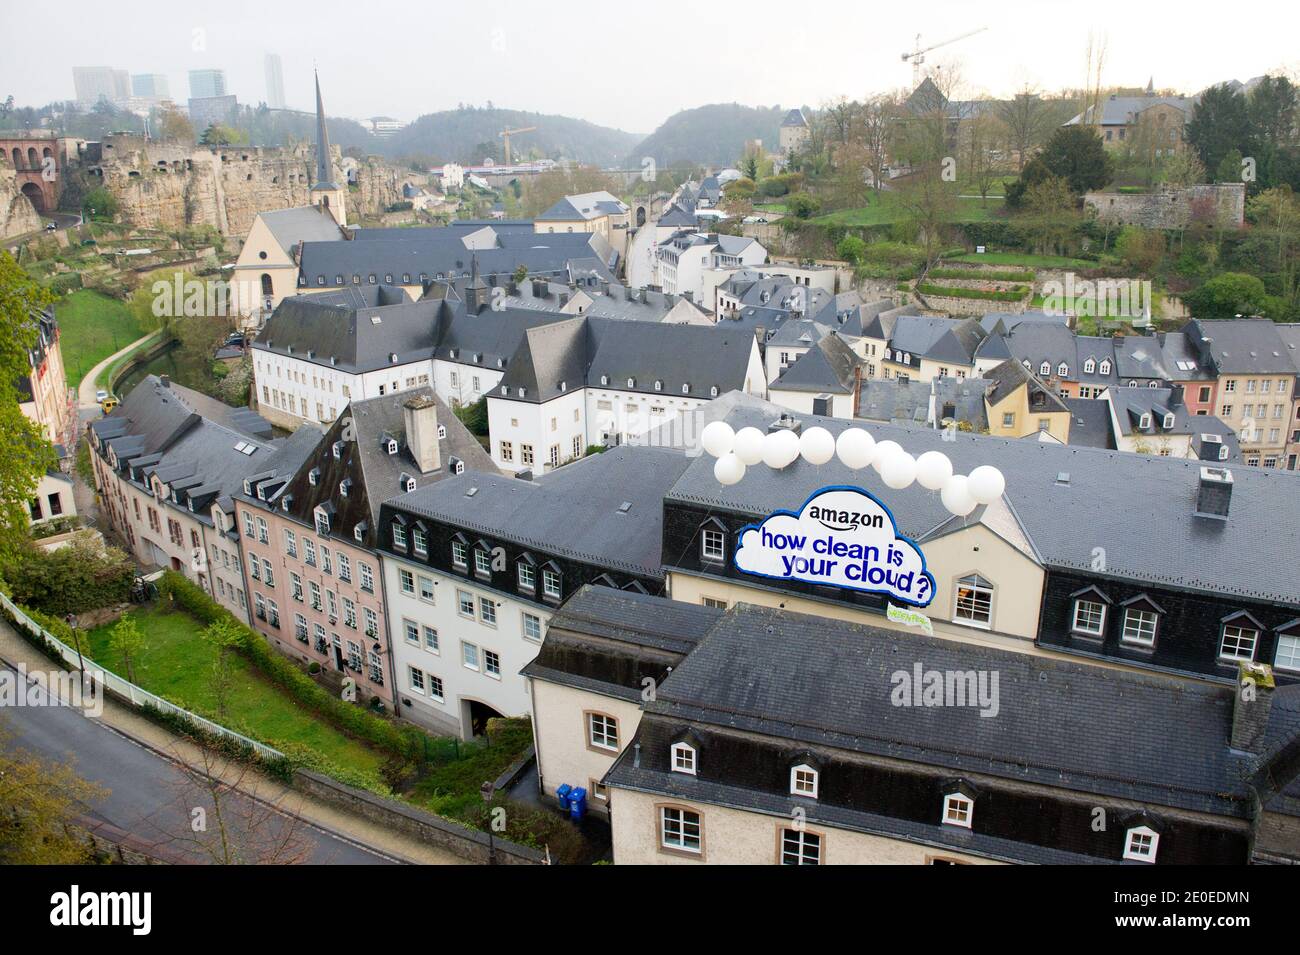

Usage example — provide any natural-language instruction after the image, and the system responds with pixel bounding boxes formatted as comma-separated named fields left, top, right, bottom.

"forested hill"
left=628, top=103, right=788, bottom=167
left=383, top=107, right=642, bottom=165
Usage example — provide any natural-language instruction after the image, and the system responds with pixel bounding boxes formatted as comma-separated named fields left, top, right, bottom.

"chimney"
left=160, top=374, right=171, bottom=388
left=531, top=277, right=546, bottom=298
left=1194, top=466, right=1233, bottom=520
left=402, top=395, right=441, bottom=474
left=1169, top=383, right=1184, bottom=408
left=1230, top=661, right=1275, bottom=754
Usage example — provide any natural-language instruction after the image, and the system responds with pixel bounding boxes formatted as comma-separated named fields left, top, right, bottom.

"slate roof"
left=656, top=204, right=697, bottom=228
left=984, top=358, right=1069, bottom=414
left=663, top=392, right=1300, bottom=605
left=18, top=308, right=59, bottom=404
left=1159, top=330, right=1214, bottom=381
left=886, top=315, right=987, bottom=366
left=253, top=287, right=442, bottom=374
left=496, top=316, right=756, bottom=403
left=857, top=376, right=990, bottom=430
left=386, top=445, right=693, bottom=577
left=771, top=333, right=862, bottom=395
left=1105, top=386, right=1201, bottom=437
left=1187, top=319, right=1298, bottom=375
left=1061, top=398, right=1115, bottom=450
left=258, top=387, right=496, bottom=548
left=297, top=230, right=616, bottom=289
left=91, top=375, right=293, bottom=522
left=1066, top=94, right=1193, bottom=127
left=781, top=108, right=808, bottom=128
left=537, top=191, right=628, bottom=222
left=258, top=205, right=345, bottom=257
left=521, top=586, right=725, bottom=703
left=607, top=603, right=1262, bottom=820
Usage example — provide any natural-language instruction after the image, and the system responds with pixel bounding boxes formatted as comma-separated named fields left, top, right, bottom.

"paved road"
left=0, top=663, right=399, bottom=864
left=625, top=220, right=659, bottom=289
left=77, top=330, right=159, bottom=411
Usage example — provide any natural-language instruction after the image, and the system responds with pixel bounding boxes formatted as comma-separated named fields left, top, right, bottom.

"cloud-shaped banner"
left=733, top=485, right=936, bottom=607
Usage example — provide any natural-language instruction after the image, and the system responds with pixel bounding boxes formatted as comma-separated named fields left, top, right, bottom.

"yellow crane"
left=498, top=125, right=537, bottom=165
left=901, top=27, right=988, bottom=88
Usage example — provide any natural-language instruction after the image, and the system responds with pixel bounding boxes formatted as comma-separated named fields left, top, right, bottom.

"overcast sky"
left=4, top=0, right=1296, bottom=134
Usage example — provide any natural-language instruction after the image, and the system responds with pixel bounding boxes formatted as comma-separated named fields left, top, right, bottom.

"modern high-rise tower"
left=264, top=54, right=286, bottom=110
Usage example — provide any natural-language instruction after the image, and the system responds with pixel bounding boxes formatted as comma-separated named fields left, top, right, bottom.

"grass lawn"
left=812, top=193, right=1004, bottom=227
left=85, top=605, right=385, bottom=776
left=948, top=251, right=1094, bottom=270
left=408, top=718, right=534, bottom=819
left=56, top=290, right=149, bottom=388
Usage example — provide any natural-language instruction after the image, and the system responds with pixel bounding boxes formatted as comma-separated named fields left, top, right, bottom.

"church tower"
left=311, top=72, right=347, bottom=226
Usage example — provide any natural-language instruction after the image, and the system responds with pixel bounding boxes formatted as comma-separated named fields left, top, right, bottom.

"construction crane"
left=901, top=27, right=988, bottom=88
left=498, top=126, right=537, bottom=165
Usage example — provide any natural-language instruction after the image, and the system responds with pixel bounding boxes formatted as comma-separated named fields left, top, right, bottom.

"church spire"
left=312, top=71, right=339, bottom=191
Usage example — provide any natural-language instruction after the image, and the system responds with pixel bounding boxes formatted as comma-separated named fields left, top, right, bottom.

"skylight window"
left=234, top=441, right=257, bottom=455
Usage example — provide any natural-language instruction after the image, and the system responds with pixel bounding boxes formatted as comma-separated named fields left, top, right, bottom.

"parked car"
left=95, top=389, right=108, bottom=403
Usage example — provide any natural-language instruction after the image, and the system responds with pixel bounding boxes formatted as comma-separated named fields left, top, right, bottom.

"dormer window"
left=654, top=380, right=663, bottom=391
left=627, top=377, right=635, bottom=388
left=501, top=385, right=509, bottom=396
left=790, top=764, right=819, bottom=798
left=1084, top=358, right=1096, bottom=374
left=1058, top=362, right=1069, bottom=377
left=1123, top=826, right=1159, bottom=862
left=314, top=507, right=330, bottom=535
left=387, top=440, right=398, bottom=455
left=942, top=792, right=973, bottom=828
left=404, top=475, right=416, bottom=493
left=1163, top=413, right=1175, bottom=429
left=600, top=375, right=609, bottom=386
left=709, top=386, right=718, bottom=397
left=1220, top=613, right=1260, bottom=662
left=308, top=467, right=320, bottom=486
left=332, top=440, right=344, bottom=459
left=438, top=424, right=447, bottom=439
left=1022, top=359, right=1031, bottom=370
left=412, top=527, right=427, bottom=557
left=1120, top=596, right=1163, bottom=647
left=1139, top=412, right=1152, bottom=430
left=670, top=742, right=697, bottom=775
left=1071, top=587, right=1110, bottom=636
left=339, top=479, right=351, bottom=497
left=517, top=387, right=527, bottom=398
left=474, top=548, right=492, bottom=577
left=682, top=383, right=691, bottom=394
left=1040, top=361, right=1051, bottom=376
left=1099, top=359, right=1111, bottom=375
left=392, top=522, right=407, bottom=548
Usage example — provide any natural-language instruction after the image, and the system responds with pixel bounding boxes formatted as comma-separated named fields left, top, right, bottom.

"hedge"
left=926, top=267, right=1035, bottom=283
left=916, top=283, right=1030, bottom=302
left=155, top=571, right=440, bottom=764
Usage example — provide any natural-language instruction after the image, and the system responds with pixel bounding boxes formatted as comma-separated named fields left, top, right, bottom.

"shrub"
left=916, top=282, right=1030, bottom=302
left=1, top=537, right=135, bottom=615
left=927, top=267, right=1035, bottom=283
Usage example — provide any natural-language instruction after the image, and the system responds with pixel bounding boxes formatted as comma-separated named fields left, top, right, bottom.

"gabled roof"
left=258, top=205, right=346, bottom=257
left=780, top=108, right=808, bottom=128
left=771, top=333, right=862, bottom=394
left=1061, top=397, right=1114, bottom=450
left=857, top=376, right=990, bottom=430
left=537, top=191, right=628, bottom=222
left=984, top=358, right=1069, bottom=414
left=663, top=392, right=1300, bottom=605
left=609, top=603, right=1260, bottom=820
left=1186, top=319, right=1297, bottom=375
left=384, top=445, right=694, bottom=577
left=1065, top=94, right=1193, bottom=127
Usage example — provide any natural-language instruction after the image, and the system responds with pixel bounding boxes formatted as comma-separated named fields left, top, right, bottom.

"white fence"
left=1, top=592, right=286, bottom=762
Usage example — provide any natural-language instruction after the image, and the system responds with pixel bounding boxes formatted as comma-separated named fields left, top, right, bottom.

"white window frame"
left=659, top=806, right=702, bottom=854
left=780, top=827, right=820, bottom=865
left=1275, top=633, right=1300, bottom=673
left=1072, top=598, right=1107, bottom=636
left=670, top=742, right=697, bottom=775
left=790, top=764, right=819, bottom=798
left=701, top=527, right=725, bottom=562
left=588, top=712, right=619, bottom=751
left=953, top=574, right=993, bottom=628
left=1220, top=623, right=1258, bottom=662
left=942, top=792, right=973, bottom=828
left=1123, top=826, right=1159, bottom=862
left=1121, top=607, right=1158, bottom=646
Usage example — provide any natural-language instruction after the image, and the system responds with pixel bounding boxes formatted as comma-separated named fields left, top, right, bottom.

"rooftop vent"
left=767, top=414, right=802, bottom=435
left=1055, top=471, right=1070, bottom=485
left=1195, top=466, right=1233, bottom=520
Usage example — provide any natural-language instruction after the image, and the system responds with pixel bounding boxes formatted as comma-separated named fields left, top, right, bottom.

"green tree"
left=204, top=618, right=245, bottom=720
left=109, top=614, right=148, bottom=683
left=1185, top=84, right=1252, bottom=182
left=200, top=124, right=249, bottom=146
left=81, top=186, right=119, bottom=221
left=785, top=192, right=821, bottom=219
left=1028, top=125, right=1114, bottom=195
left=1019, top=176, right=1080, bottom=256
left=1183, top=272, right=1267, bottom=319
left=836, top=235, right=867, bottom=265
left=0, top=253, right=57, bottom=561
left=1115, top=226, right=1166, bottom=273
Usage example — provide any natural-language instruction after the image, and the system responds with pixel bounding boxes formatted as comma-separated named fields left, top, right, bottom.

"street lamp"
left=64, top=613, right=85, bottom=676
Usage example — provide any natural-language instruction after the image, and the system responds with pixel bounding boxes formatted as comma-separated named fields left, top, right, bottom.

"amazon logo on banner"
left=733, top=486, right=935, bottom=607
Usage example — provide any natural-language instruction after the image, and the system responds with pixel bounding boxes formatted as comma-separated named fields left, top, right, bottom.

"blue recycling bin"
left=556, top=783, right=573, bottom=811
left=568, top=787, right=587, bottom=822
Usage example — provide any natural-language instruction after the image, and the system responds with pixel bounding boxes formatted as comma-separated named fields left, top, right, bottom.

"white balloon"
left=762, top=428, right=801, bottom=469
left=967, top=465, right=1006, bottom=504
left=881, top=450, right=917, bottom=489
left=915, top=450, right=953, bottom=491
left=733, top=427, right=766, bottom=466
left=836, top=428, right=876, bottom=470
left=941, top=474, right=977, bottom=516
left=872, top=440, right=903, bottom=474
left=799, top=426, right=836, bottom=465
left=713, top=453, right=746, bottom=486
left=700, top=420, right=735, bottom=458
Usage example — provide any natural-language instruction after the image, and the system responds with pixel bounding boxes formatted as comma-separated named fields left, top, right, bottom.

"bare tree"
left=998, top=86, right=1052, bottom=171
left=145, top=746, right=313, bottom=865
left=859, top=94, right=900, bottom=195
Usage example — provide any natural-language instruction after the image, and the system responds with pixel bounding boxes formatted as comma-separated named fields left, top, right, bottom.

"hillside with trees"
left=383, top=106, right=641, bottom=166
left=629, top=103, right=788, bottom=167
